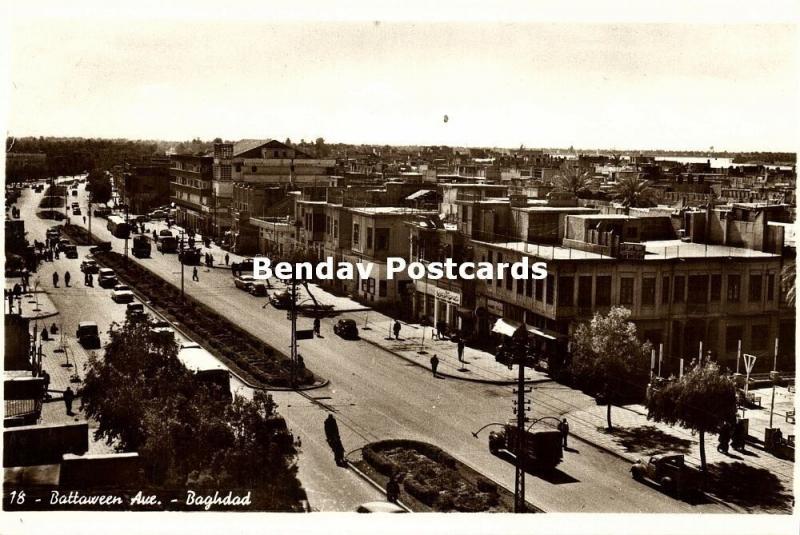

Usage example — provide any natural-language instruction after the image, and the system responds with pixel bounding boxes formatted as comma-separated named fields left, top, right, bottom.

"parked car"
left=270, top=291, right=296, bottom=309
left=150, top=320, right=175, bottom=338
left=98, top=268, right=117, bottom=288
left=159, top=229, right=174, bottom=238
left=46, top=228, right=60, bottom=241
left=234, top=275, right=255, bottom=291
left=126, top=302, right=146, bottom=318
left=80, top=259, right=99, bottom=274
left=57, top=239, right=71, bottom=251
left=355, top=502, right=406, bottom=513
left=75, top=321, right=101, bottom=349
left=179, top=247, right=201, bottom=265
left=90, top=241, right=112, bottom=254
left=333, top=319, right=359, bottom=339
left=73, top=207, right=82, bottom=216
left=630, top=453, right=704, bottom=500
left=111, top=284, right=135, bottom=303
left=148, top=210, right=167, bottom=220
left=62, top=244, right=78, bottom=259
left=249, top=281, right=268, bottom=296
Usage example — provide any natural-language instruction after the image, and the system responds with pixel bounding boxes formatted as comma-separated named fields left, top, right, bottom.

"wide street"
left=17, top=181, right=729, bottom=513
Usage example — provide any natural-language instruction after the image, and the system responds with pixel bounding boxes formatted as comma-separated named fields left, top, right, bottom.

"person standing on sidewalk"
left=225, top=253, right=229, bottom=266
left=192, top=266, right=199, bottom=282
left=41, top=370, right=51, bottom=400
left=63, top=386, right=75, bottom=415
left=457, top=337, right=465, bottom=363
left=64, top=271, right=71, bottom=287
left=393, top=320, right=401, bottom=340
left=558, top=418, right=569, bottom=448
left=52, top=272, right=59, bottom=288
left=430, top=354, right=439, bottom=377
left=313, top=317, right=321, bottom=337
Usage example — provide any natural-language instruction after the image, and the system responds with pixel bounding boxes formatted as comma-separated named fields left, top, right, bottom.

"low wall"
left=4, top=422, right=88, bottom=467
left=60, top=452, right=141, bottom=488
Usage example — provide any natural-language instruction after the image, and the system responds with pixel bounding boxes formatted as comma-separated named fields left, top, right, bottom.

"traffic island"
left=92, top=251, right=324, bottom=390
left=350, top=439, right=537, bottom=512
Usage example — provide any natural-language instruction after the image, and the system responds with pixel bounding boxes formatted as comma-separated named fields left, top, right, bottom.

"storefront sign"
left=486, top=298, right=504, bottom=316
left=434, top=287, right=461, bottom=306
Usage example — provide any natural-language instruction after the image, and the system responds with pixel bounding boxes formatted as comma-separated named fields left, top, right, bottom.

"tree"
left=554, top=163, right=594, bottom=197
left=781, top=261, right=795, bottom=308
left=570, top=307, right=651, bottom=429
left=611, top=175, right=656, bottom=213
left=81, top=318, right=305, bottom=510
left=646, top=361, right=737, bottom=471
left=315, top=137, right=328, bottom=158
left=86, top=169, right=112, bottom=204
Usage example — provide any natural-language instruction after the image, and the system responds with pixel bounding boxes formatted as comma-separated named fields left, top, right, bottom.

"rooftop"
left=347, top=207, right=436, bottom=216
left=472, top=240, right=608, bottom=260
left=642, top=240, right=780, bottom=259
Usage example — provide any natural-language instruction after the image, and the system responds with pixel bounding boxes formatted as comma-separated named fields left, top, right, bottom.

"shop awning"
left=492, top=318, right=559, bottom=340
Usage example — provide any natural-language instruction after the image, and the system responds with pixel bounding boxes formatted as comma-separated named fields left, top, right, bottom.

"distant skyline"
left=6, top=19, right=797, bottom=152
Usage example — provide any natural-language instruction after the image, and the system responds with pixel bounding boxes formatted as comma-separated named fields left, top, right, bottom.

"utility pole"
left=124, top=201, right=130, bottom=261
left=87, top=191, right=93, bottom=245
left=512, top=340, right=531, bottom=514
left=289, top=274, right=298, bottom=389
left=179, top=230, right=185, bottom=298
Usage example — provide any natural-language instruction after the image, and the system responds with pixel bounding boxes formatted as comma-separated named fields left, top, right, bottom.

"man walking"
left=393, top=320, right=401, bottom=340
left=457, top=337, right=465, bottom=363
left=313, top=317, right=321, bottom=337
left=192, top=266, right=199, bottom=282
left=64, top=271, right=71, bottom=287
left=63, top=386, right=75, bottom=416
left=558, top=418, right=570, bottom=448
left=324, top=414, right=345, bottom=466
left=52, top=272, right=59, bottom=288
left=225, top=253, right=230, bottom=266
left=41, top=370, right=51, bottom=400
left=430, top=354, right=439, bottom=377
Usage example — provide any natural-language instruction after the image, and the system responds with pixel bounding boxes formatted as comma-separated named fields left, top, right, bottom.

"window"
left=516, top=278, right=523, bottom=295
left=375, top=228, right=390, bottom=251
left=368, top=278, right=376, bottom=295
left=251, top=166, right=257, bottom=173
left=558, top=276, right=574, bottom=306
left=619, top=277, right=634, bottom=305
left=461, top=206, right=468, bottom=222
left=535, top=278, right=543, bottom=302
left=235, top=164, right=242, bottom=173
left=353, top=223, right=360, bottom=247
left=333, top=220, right=338, bottom=239
left=595, top=275, right=611, bottom=306
left=688, top=275, right=709, bottom=304
left=767, top=273, right=775, bottom=301
left=506, top=275, right=513, bottom=291
left=751, top=324, right=768, bottom=350
left=576, top=276, right=592, bottom=308
left=366, top=228, right=373, bottom=249
left=642, top=277, right=656, bottom=306
left=546, top=276, right=554, bottom=305
left=496, top=254, right=503, bottom=287
left=379, top=280, right=387, bottom=297
left=662, top=276, right=670, bottom=304
left=726, top=325, right=742, bottom=353
left=710, top=274, right=721, bottom=301
left=673, top=276, right=685, bottom=303
left=525, top=278, right=533, bottom=297
left=727, top=274, right=741, bottom=302
left=749, top=274, right=762, bottom=302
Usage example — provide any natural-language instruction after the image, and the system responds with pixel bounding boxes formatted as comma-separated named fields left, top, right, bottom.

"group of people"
left=717, top=420, right=746, bottom=454
left=52, top=271, right=72, bottom=287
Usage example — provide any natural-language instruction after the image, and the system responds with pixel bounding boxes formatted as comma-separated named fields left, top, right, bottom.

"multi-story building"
left=169, top=153, right=215, bottom=233
left=119, top=159, right=171, bottom=214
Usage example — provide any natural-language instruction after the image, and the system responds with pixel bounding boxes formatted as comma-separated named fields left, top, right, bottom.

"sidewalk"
left=562, top=400, right=794, bottom=513
left=337, top=309, right=548, bottom=384
left=5, top=277, right=59, bottom=320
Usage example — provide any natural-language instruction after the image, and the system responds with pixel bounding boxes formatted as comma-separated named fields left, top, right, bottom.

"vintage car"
left=333, top=319, right=359, bottom=339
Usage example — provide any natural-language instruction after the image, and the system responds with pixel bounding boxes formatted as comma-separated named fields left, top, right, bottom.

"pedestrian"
left=153, top=229, right=158, bottom=241
left=63, top=386, right=75, bottom=415
left=208, top=255, right=214, bottom=267
left=430, top=354, right=439, bottom=377
left=225, top=253, right=229, bottom=266
left=386, top=474, right=400, bottom=504
left=52, top=272, right=59, bottom=288
left=41, top=327, right=49, bottom=341
left=64, top=271, right=71, bottom=287
left=717, top=421, right=731, bottom=454
left=192, top=266, right=199, bottom=282
left=324, top=414, right=345, bottom=466
left=88, top=272, right=94, bottom=287
left=313, top=317, right=321, bottom=337
left=558, top=418, right=570, bottom=448
left=457, top=337, right=465, bottom=362
left=82, top=216, right=86, bottom=224
left=41, top=370, right=51, bottom=400
left=393, top=320, right=401, bottom=340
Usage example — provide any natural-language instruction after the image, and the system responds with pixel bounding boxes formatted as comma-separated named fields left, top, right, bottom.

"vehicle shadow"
left=492, top=450, right=579, bottom=484
left=704, top=461, right=793, bottom=512
left=599, top=425, right=692, bottom=456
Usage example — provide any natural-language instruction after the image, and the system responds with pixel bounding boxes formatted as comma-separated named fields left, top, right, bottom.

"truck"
left=132, top=235, right=151, bottom=258
left=488, top=425, right=563, bottom=470
left=156, top=235, right=178, bottom=253
left=630, top=453, right=704, bottom=499
left=107, top=215, right=130, bottom=239
left=179, top=247, right=202, bottom=265
left=75, top=321, right=101, bottom=349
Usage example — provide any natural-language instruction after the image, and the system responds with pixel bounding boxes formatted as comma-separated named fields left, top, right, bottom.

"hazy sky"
left=6, top=11, right=798, bottom=151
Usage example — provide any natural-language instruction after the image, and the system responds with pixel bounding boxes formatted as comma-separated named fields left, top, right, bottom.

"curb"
left=22, top=311, right=59, bottom=320
left=359, top=335, right=551, bottom=386
left=344, top=460, right=413, bottom=512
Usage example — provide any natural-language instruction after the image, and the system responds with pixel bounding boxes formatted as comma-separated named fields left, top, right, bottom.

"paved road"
left=16, top=185, right=383, bottom=512
left=21, top=183, right=728, bottom=512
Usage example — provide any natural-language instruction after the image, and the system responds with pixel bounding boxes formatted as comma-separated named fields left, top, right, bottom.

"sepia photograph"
left=2, top=2, right=798, bottom=534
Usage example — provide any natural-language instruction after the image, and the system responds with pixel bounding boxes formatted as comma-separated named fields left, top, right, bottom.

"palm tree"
left=611, top=175, right=656, bottom=213
left=781, top=262, right=795, bottom=308
left=554, top=163, right=594, bottom=198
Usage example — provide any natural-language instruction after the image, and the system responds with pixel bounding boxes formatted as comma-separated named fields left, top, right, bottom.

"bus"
left=178, top=342, right=232, bottom=400
left=106, top=215, right=130, bottom=239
